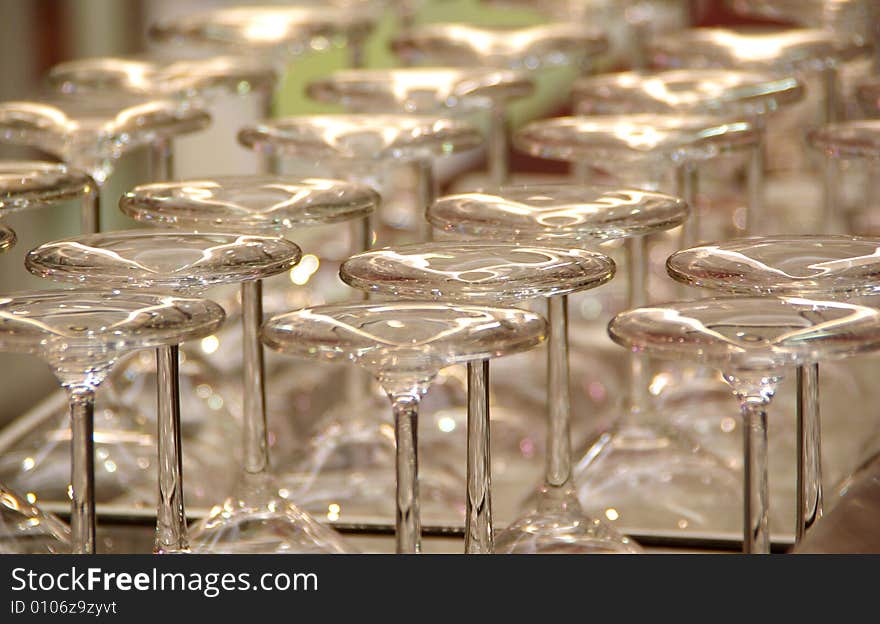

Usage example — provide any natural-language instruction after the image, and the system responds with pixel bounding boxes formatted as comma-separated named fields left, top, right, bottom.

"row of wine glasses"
left=2, top=0, right=880, bottom=554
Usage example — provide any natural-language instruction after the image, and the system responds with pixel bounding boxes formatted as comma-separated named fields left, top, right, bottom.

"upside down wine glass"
left=262, top=302, right=548, bottom=553
left=609, top=296, right=880, bottom=553
left=572, top=68, right=805, bottom=236
left=0, top=224, right=70, bottom=554
left=0, top=94, right=210, bottom=233
left=340, top=241, right=619, bottom=552
left=667, top=235, right=880, bottom=544
left=807, top=120, right=880, bottom=235
left=0, top=290, right=224, bottom=553
left=118, top=176, right=383, bottom=529
left=390, top=23, right=608, bottom=186
left=0, top=161, right=96, bottom=233
left=149, top=4, right=380, bottom=74
left=307, top=67, right=533, bottom=188
left=237, top=114, right=482, bottom=242
left=46, top=55, right=278, bottom=177
left=648, top=28, right=869, bottom=127
left=427, top=185, right=740, bottom=535
left=25, top=231, right=326, bottom=553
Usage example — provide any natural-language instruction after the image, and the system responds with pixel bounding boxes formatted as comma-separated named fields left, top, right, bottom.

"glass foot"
left=279, top=415, right=465, bottom=525
left=0, top=483, right=70, bottom=554
left=574, top=417, right=742, bottom=533
left=495, top=486, right=640, bottom=554
left=189, top=479, right=356, bottom=554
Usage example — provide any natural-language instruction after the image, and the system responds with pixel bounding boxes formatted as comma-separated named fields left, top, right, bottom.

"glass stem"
left=241, top=279, right=269, bottom=476
left=415, top=159, right=436, bottom=242
left=81, top=187, right=100, bottom=234
left=391, top=393, right=421, bottom=554
left=465, top=360, right=492, bottom=554
left=746, top=114, right=766, bottom=236
left=819, top=64, right=843, bottom=234
left=344, top=215, right=376, bottom=408
left=866, top=159, right=878, bottom=222
left=822, top=155, right=841, bottom=234
left=67, top=386, right=96, bottom=554
left=155, top=345, right=188, bottom=554
left=150, top=138, right=174, bottom=182
left=630, top=22, right=649, bottom=70
left=545, top=295, right=572, bottom=489
left=625, top=237, right=649, bottom=416
left=675, top=162, right=699, bottom=249
left=348, top=36, right=367, bottom=69
left=796, top=363, right=823, bottom=544
left=488, top=103, right=509, bottom=188
left=822, top=65, right=840, bottom=124
left=741, top=397, right=770, bottom=554
left=259, top=89, right=280, bottom=176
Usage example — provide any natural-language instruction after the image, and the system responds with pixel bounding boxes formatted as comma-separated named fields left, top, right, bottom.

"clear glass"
left=428, top=185, right=689, bottom=241
left=667, top=234, right=880, bottom=542
left=0, top=224, right=14, bottom=251
left=514, top=114, right=757, bottom=166
left=340, top=241, right=617, bottom=303
left=238, top=114, right=483, bottom=164
left=0, top=232, right=68, bottom=554
left=608, top=296, right=880, bottom=552
left=307, top=67, right=532, bottom=115
left=340, top=241, right=616, bottom=552
left=0, top=94, right=209, bottom=187
left=118, top=178, right=381, bottom=548
left=148, top=4, right=378, bottom=71
left=647, top=27, right=868, bottom=74
left=426, top=184, right=736, bottom=533
left=808, top=121, right=880, bottom=232
left=306, top=68, right=533, bottom=187
left=667, top=235, right=880, bottom=297
left=727, top=0, right=875, bottom=40
left=573, top=69, right=804, bottom=117
left=391, top=22, right=608, bottom=71
left=0, top=291, right=224, bottom=553
left=48, top=55, right=277, bottom=102
left=24, top=230, right=353, bottom=554
left=262, top=302, right=548, bottom=553
left=120, top=176, right=378, bottom=233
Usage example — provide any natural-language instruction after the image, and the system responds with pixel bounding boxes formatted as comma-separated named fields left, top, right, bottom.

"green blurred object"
left=275, top=0, right=574, bottom=125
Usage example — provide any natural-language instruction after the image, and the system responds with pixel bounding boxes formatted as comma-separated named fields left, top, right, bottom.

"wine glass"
left=0, top=222, right=71, bottom=554
left=427, top=184, right=739, bottom=538
left=25, top=230, right=303, bottom=552
left=726, top=0, right=877, bottom=52
left=391, top=22, right=607, bottom=72
left=148, top=4, right=380, bottom=72
left=514, top=113, right=757, bottom=250
left=0, top=93, right=210, bottom=232
left=609, top=296, right=880, bottom=553
left=307, top=67, right=533, bottom=187
left=47, top=55, right=278, bottom=175
left=0, top=290, right=224, bottom=553
left=0, top=161, right=95, bottom=232
left=238, top=114, right=483, bottom=241
left=572, top=68, right=805, bottom=236
left=807, top=120, right=880, bottom=234
left=647, top=28, right=869, bottom=126
left=481, top=0, right=690, bottom=69
left=262, top=301, right=548, bottom=552
left=390, top=23, right=607, bottom=186
left=117, top=176, right=388, bottom=532
left=340, top=241, right=618, bottom=552
left=667, top=235, right=880, bottom=544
